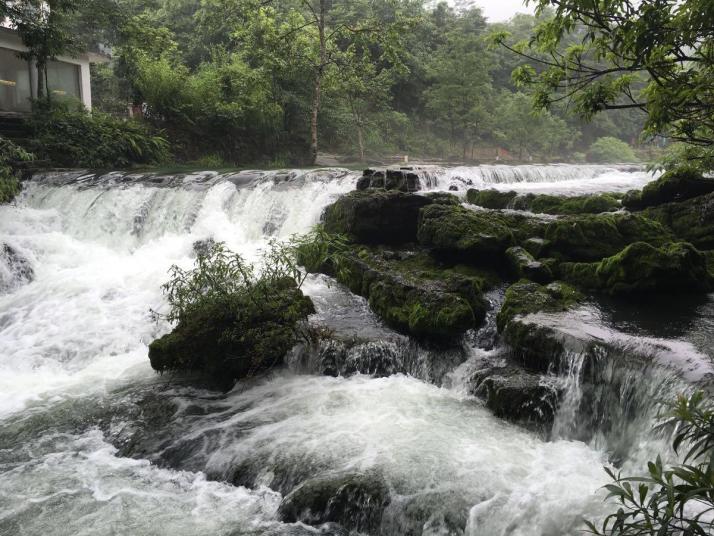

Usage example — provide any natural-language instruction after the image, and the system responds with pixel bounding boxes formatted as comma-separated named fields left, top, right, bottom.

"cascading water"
left=0, top=164, right=708, bottom=536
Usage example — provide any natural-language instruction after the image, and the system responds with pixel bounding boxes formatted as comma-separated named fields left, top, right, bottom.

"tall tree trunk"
left=36, top=61, right=46, bottom=101
left=357, top=123, right=365, bottom=162
left=309, top=0, right=326, bottom=166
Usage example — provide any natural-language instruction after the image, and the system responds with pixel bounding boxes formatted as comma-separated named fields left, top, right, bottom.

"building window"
left=46, top=60, right=81, bottom=103
left=0, top=47, right=31, bottom=112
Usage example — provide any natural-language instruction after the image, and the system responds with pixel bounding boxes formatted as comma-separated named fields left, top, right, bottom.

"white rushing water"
left=0, top=164, right=684, bottom=536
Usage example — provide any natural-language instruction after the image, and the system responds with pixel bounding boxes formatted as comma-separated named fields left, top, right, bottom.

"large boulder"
left=323, top=191, right=457, bottom=245
left=560, top=241, right=714, bottom=294
left=148, top=279, right=315, bottom=388
left=623, top=168, right=714, bottom=210
left=417, top=204, right=515, bottom=263
left=468, top=366, right=560, bottom=425
left=643, top=191, right=714, bottom=250
left=277, top=472, right=390, bottom=534
left=544, top=212, right=672, bottom=261
left=465, top=188, right=518, bottom=209
left=515, top=193, right=621, bottom=215
left=497, top=280, right=582, bottom=373
left=357, top=168, right=422, bottom=192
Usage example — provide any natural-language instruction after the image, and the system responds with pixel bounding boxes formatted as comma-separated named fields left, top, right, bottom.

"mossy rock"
left=505, top=246, right=552, bottom=283
left=148, top=282, right=315, bottom=387
left=623, top=168, right=714, bottom=210
left=417, top=204, right=515, bottom=263
left=496, top=279, right=582, bottom=332
left=544, top=212, right=672, bottom=261
left=465, top=188, right=517, bottom=209
left=323, top=190, right=433, bottom=244
left=643, top=191, right=714, bottom=250
left=496, top=280, right=582, bottom=373
left=305, top=245, right=494, bottom=342
left=560, top=241, right=714, bottom=294
left=525, top=193, right=620, bottom=215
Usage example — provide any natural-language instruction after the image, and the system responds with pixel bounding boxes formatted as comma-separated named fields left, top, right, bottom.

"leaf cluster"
left=586, top=392, right=714, bottom=535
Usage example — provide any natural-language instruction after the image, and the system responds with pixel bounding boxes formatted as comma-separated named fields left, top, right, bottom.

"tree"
left=494, top=91, right=577, bottom=160
left=423, top=8, right=494, bottom=159
left=588, top=137, right=637, bottom=163
left=495, top=0, right=714, bottom=169
left=6, top=0, right=84, bottom=101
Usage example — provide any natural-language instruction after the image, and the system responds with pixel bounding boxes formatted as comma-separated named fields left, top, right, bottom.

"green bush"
left=586, top=392, right=714, bottom=535
left=0, top=136, right=34, bottom=203
left=588, top=137, right=638, bottom=163
left=28, top=103, right=169, bottom=168
left=148, top=241, right=315, bottom=385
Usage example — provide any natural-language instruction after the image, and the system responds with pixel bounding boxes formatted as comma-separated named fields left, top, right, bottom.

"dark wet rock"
left=543, top=212, right=672, bottom=262
left=258, top=524, right=349, bottom=536
left=0, top=243, right=34, bottom=292
left=417, top=204, right=515, bottom=263
left=148, top=279, right=315, bottom=388
left=560, top=241, right=714, bottom=294
left=505, top=246, right=552, bottom=283
left=380, top=490, right=473, bottom=536
left=448, top=184, right=458, bottom=191
left=357, top=168, right=422, bottom=192
left=623, top=168, right=714, bottom=210
left=465, top=188, right=518, bottom=209
left=468, top=366, right=560, bottom=425
left=278, top=472, right=390, bottom=534
left=643, top=191, right=714, bottom=250
left=322, top=191, right=433, bottom=244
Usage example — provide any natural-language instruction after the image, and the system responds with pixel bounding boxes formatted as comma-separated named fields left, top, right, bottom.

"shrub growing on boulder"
left=148, top=241, right=315, bottom=387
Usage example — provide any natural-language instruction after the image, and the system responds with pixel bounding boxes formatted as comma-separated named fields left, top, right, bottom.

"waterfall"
left=0, top=164, right=708, bottom=536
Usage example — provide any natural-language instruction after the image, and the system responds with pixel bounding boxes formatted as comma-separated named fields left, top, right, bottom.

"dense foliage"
left=499, top=0, right=714, bottom=172
left=0, top=137, right=34, bottom=204
left=588, top=137, right=638, bottom=164
left=587, top=392, right=714, bottom=536
left=27, top=104, right=168, bottom=168
left=32, top=0, right=649, bottom=166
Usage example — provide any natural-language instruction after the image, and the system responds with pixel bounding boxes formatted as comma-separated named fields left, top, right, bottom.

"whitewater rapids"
left=0, top=164, right=697, bottom=536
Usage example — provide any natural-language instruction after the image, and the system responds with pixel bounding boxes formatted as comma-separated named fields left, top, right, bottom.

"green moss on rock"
left=623, top=168, right=714, bottom=210
left=643, top=191, right=714, bottom=250
left=560, top=241, right=713, bottom=294
left=505, top=246, right=553, bottom=283
left=417, top=204, right=515, bottom=262
left=323, top=190, right=430, bottom=244
left=148, top=283, right=315, bottom=387
left=496, top=280, right=582, bottom=332
left=544, top=212, right=672, bottom=261
left=465, top=189, right=518, bottom=209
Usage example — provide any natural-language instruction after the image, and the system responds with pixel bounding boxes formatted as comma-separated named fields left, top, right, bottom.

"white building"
left=0, top=26, right=107, bottom=113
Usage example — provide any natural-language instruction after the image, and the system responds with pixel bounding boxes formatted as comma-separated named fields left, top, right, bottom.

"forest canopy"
left=1, top=0, right=681, bottom=167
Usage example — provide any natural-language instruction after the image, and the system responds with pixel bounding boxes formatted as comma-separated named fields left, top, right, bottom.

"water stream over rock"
left=1, top=164, right=711, bottom=535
